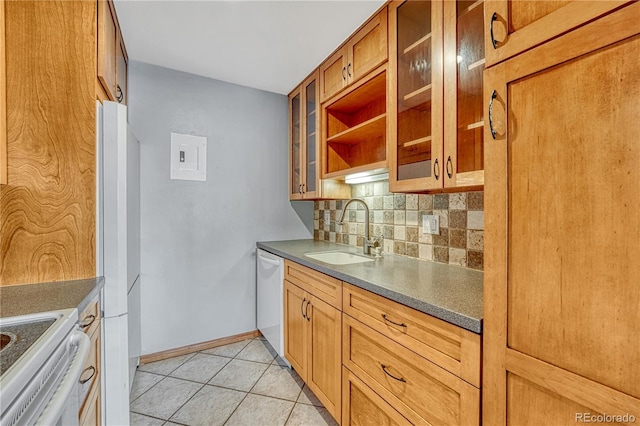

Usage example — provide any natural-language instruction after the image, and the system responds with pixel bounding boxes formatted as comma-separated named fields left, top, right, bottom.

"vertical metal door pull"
left=434, top=158, right=440, bottom=180
left=301, top=298, right=307, bottom=319
left=489, top=90, right=498, bottom=139
left=490, top=13, right=499, bottom=49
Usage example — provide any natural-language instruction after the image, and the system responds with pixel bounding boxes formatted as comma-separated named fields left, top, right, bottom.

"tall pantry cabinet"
left=483, top=2, right=640, bottom=424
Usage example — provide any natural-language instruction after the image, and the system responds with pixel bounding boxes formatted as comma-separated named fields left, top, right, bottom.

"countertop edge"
left=77, top=276, right=105, bottom=314
left=257, top=242, right=482, bottom=334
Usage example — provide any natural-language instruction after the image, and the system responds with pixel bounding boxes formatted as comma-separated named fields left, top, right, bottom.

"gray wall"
left=128, top=61, right=313, bottom=355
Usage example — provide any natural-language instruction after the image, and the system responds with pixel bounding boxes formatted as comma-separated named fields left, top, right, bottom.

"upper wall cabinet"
left=484, top=0, right=629, bottom=67
left=98, top=0, right=128, bottom=104
left=289, top=71, right=350, bottom=201
left=319, top=8, right=388, bottom=103
left=388, top=0, right=485, bottom=193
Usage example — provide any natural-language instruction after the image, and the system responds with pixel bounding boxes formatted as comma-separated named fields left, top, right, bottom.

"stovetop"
left=0, top=319, right=55, bottom=376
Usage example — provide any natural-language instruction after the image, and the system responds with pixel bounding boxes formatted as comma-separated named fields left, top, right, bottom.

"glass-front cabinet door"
left=389, top=0, right=444, bottom=192
left=289, top=87, right=303, bottom=200
left=303, top=77, right=319, bottom=198
left=444, top=0, right=485, bottom=188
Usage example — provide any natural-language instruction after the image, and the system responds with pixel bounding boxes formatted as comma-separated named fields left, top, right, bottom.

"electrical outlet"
left=422, top=214, right=440, bottom=235
left=324, top=210, right=331, bottom=224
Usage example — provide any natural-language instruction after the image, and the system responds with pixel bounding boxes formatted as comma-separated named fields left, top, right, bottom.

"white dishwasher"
left=256, top=249, right=289, bottom=366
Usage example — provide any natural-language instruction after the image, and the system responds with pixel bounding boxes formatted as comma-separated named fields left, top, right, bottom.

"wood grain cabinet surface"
left=283, top=262, right=342, bottom=423
left=289, top=71, right=349, bottom=201
left=484, top=0, right=631, bottom=67
left=0, top=0, right=6, bottom=185
left=483, top=2, right=640, bottom=423
left=388, top=0, right=485, bottom=193
left=0, top=0, right=97, bottom=285
left=319, top=8, right=388, bottom=103
left=98, top=0, right=128, bottom=104
left=78, top=297, right=102, bottom=425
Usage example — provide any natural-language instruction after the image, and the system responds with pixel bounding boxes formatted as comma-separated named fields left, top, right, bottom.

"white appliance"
left=256, top=249, right=288, bottom=366
left=0, top=309, right=90, bottom=426
left=97, top=101, right=141, bottom=425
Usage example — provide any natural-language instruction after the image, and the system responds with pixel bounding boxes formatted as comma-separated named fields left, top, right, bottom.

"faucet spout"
left=337, top=198, right=372, bottom=255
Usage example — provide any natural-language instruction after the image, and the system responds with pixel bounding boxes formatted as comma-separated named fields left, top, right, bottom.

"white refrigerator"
left=96, top=101, right=141, bottom=425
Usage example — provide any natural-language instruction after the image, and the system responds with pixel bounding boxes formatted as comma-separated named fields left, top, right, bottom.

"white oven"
left=0, top=309, right=90, bottom=426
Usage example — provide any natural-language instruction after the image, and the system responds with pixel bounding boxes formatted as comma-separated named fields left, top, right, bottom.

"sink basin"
left=304, top=251, right=375, bottom=265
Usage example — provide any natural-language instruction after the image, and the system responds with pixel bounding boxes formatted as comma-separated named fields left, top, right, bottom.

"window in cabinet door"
left=390, top=0, right=443, bottom=191
left=290, top=92, right=302, bottom=197
left=305, top=80, right=317, bottom=194
left=444, top=0, right=485, bottom=187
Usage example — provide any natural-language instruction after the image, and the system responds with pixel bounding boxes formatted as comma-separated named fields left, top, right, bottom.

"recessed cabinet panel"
left=483, top=3, right=640, bottom=423
left=484, top=0, right=629, bottom=66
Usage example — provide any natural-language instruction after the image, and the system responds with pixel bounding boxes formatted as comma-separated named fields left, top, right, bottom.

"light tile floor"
left=129, top=337, right=338, bottom=426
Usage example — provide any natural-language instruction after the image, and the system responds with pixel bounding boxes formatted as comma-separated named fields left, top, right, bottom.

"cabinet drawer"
left=79, top=375, right=101, bottom=426
left=343, top=315, right=480, bottom=425
left=343, top=283, right=480, bottom=387
left=284, top=260, right=342, bottom=309
left=79, top=298, right=101, bottom=338
left=79, top=320, right=101, bottom=412
left=343, top=366, right=411, bottom=426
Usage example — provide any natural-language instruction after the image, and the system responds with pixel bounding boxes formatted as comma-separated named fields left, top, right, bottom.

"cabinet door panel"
left=342, top=367, right=411, bottom=426
left=485, top=0, right=630, bottom=66
left=303, top=75, right=319, bottom=198
left=388, top=0, right=444, bottom=192
left=284, top=280, right=307, bottom=380
left=115, top=35, right=127, bottom=105
left=0, top=0, right=6, bottom=185
left=347, top=8, right=388, bottom=85
left=320, top=48, right=348, bottom=102
left=307, top=295, right=341, bottom=422
left=97, top=0, right=117, bottom=100
left=289, top=88, right=303, bottom=200
left=483, top=3, right=640, bottom=423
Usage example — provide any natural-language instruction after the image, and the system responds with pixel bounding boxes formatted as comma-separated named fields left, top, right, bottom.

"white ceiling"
left=113, top=0, right=386, bottom=95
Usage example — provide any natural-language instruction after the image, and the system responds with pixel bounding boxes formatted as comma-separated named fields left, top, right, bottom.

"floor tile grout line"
left=129, top=370, right=166, bottom=404
left=165, top=381, right=207, bottom=424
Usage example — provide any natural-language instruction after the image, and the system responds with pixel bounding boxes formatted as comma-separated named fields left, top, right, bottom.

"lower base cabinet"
left=283, top=266, right=342, bottom=423
left=78, top=297, right=102, bottom=425
left=342, top=367, right=411, bottom=426
left=282, top=260, right=481, bottom=425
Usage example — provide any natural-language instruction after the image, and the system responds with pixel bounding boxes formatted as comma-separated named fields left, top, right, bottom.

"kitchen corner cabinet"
left=283, top=261, right=342, bottom=423
left=289, top=71, right=349, bottom=200
left=319, top=8, right=388, bottom=103
left=483, top=3, right=640, bottom=424
left=389, top=0, right=485, bottom=193
left=98, top=0, right=128, bottom=104
left=78, top=297, right=102, bottom=425
left=484, top=0, right=629, bottom=67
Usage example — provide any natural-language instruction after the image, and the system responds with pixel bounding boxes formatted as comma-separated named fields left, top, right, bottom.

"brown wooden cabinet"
left=389, top=0, right=485, bottom=193
left=342, top=283, right=481, bottom=425
left=289, top=71, right=349, bottom=200
left=322, top=65, right=388, bottom=179
left=483, top=3, right=640, bottom=423
left=283, top=261, right=342, bottom=423
left=78, top=297, right=102, bottom=425
left=98, top=0, right=128, bottom=104
left=484, top=0, right=629, bottom=67
left=319, top=8, right=388, bottom=103
left=0, top=0, right=6, bottom=186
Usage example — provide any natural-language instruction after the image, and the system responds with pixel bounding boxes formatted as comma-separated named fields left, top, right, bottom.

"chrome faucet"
left=337, top=198, right=378, bottom=255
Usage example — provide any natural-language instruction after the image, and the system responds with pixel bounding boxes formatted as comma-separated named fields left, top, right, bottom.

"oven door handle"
left=36, top=330, right=90, bottom=425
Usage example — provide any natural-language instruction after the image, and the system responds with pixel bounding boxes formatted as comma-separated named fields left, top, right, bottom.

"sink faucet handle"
left=367, top=235, right=383, bottom=247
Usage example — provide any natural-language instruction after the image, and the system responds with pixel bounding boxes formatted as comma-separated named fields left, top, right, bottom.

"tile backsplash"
left=313, top=182, right=484, bottom=270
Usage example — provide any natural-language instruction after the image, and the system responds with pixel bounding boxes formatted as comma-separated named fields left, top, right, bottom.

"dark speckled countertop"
left=0, top=277, right=104, bottom=318
left=257, top=240, right=483, bottom=334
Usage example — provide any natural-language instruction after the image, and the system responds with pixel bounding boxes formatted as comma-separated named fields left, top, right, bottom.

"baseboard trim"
left=139, top=330, right=262, bottom=364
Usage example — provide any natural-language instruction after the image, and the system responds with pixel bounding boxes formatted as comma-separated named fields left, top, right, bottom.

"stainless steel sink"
left=304, top=251, right=375, bottom=265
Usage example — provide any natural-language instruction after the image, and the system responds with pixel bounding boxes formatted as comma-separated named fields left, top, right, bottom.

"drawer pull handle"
left=381, top=365, right=406, bottom=383
left=80, top=314, right=96, bottom=329
left=301, top=298, right=307, bottom=319
left=79, top=366, right=96, bottom=384
left=382, top=314, right=406, bottom=328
